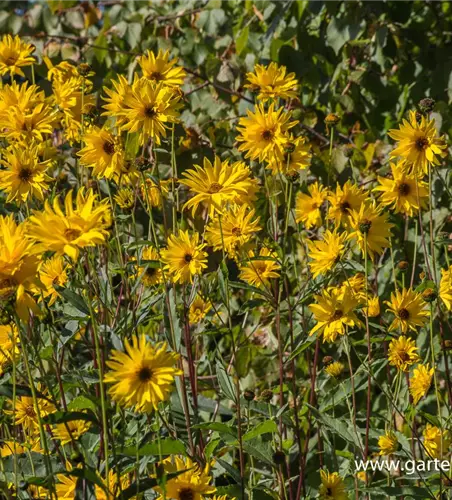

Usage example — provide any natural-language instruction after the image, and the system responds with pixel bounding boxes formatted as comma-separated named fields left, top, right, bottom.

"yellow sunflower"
left=245, top=62, right=298, bottom=102
left=374, top=161, right=428, bottom=216
left=114, top=187, right=135, bottom=210
left=239, top=247, right=281, bottom=288
left=52, top=419, right=91, bottom=445
left=319, top=470, right=348, bottom=500
left=265, top=136, right=311, bottom=176
left=324, top=361, right=344, bottom=378
left=0, top=34, right=35, bottom=77
left=236, top=102, right=298, bottom=162
left=105, top=335, right=182, bottom=412
left=307, top=230, right=348, bottom=278
left=138, top=49, right=186, bottom=87
left=205, top=204, right=261, bottom=258
left=378, top=431, right=399, bottom=456
left=95, top=469, right=130, bottom=500
left=102, top=74, right=131, bottom=124
left=348, top=201, right=393, bottom=260
left=161, top=230, right=208, bottom=284
left=387, top=335, right=420, bottom=371
left=27, top=189, right=111, bottom=261
left=439, top=266, right=452, bottom=310
left=423, top=424, right=450, bottom=459
left=389, top=110, right=447, bottom=176
left=180, top=157, right=258, bottom=217
left=154, top=456, right=216, bottom=500
left=134, top=247, right=163, bottom=287
left=38, top=256, right=70, bottom=306
left=119, top=78, right=182, bottom=145
left=410, top=363, right=434, bottom=405
left=0, top=324, right=20, bottom=376
left=385, top=288, right=429, bottom=333
left=295, top=181, right=328, bottom=229
left=78, top=126, right=125, bottom=180
left=7, top=394, right=55, bottom=432
left=309, top=287, right=361, bottom=343
left=189, top=294, right=212, bottom=323
left=327, top=180, right=368, bottom=226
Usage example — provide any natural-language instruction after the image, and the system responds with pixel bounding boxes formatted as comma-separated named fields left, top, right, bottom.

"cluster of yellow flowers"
left=1, top=32, right=452, bottom=499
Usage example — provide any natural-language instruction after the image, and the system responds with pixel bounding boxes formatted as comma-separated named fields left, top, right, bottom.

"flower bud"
left=272, top=450, right=286, bottom=465
left=418, top=98, right=435, bottom=114
left=325, top=113, right=340, bottom=126
left=243, top=390, right=255, bottom=401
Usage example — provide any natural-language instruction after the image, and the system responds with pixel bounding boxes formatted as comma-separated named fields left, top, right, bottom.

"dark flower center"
left=25, top=405, right=36, bottom=417
left=18, top=168, right=33, bottom=182
left=64, top=228, right=81, bottom=241
left=339, top=201, right=351, bottom=213
left=261, top=129, right=274, bottom=141
left=398, top=351, right=410, bottom=362
left=398, top=183, right=410, bottom=196
left=332, top=309, right=343, bottom=320
left=138, top=366, right=153, bottom=382
left=232, top=227, right=242, bottom=236
left=179, top=488, right=195, bottom=500
left=398, top=308, right=410, bottom=320
left=144, top=106, right=156, bottom=118
left=184, top=253, right=193, bottom=263
left=208, top=182, right=222, bottom=193
left=150, top=71, right=163, bottom=81
left=103, top=141, right=115, bottom=155
left=5, top=55, right=18, bottom=65
left=146, top=267, right=156, bottom=277
left=415, top=136, right=429, bottom=151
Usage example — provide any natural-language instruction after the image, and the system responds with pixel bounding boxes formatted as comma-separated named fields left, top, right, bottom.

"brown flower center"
left=208, top=182, right=222, bottom=193
left=137, top=366, right=153, bottom=382
left=339, top=201, right=351, bottom=213
left=184, top=253, right=193, bottom=263
left=232, top=227, right=242, bottom=236
left=398, top=308, right=410, bottom=320
left=179, top=488, right=195, bottom=500
left=398, top=182, right=410, bottom=196
left=18, top=168, right=33, bottom=182
left=5, top=55, right=18, bottom=65
left=103, top=141, right=115, bottom=155
left=415, top=136, right=429, bottom=151
left=150, top=71, right=163, bottom=81
left=64, top=228, right=81, bottom=241
left=144, top=106, right=156, bottom=118
left=398, top=351, right=410, bottom=362
left=261, top=129, right=274, bottom=141
left=25, top=405, right=36, bottom=417
left=332, top=309, right=343, bottom=320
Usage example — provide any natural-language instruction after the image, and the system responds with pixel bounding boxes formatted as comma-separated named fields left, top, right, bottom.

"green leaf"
left=42, top=410, right=98, bottom=426
left=166, top=287, right=182, bottom=350
left=236, top=26, right=249, bottom=56
left=216, top=361, right=236, bottom=402
left=120, top=438, right=186, bottom=457
left=68, top=396, right=99, bottom=413
left=63, top=466, right=107, bottom=494
left=58, top=289, right=90, bottom=316
left=243, top=420, right=277, bottom=441
left=193, top=422, right=237, bottom=436
left=217, top=458, right=242, bottom=483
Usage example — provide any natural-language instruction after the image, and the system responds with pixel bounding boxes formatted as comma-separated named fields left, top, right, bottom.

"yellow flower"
left=138, top=49, right=186, bottom=87
left=140, top=177, right=169, bottom=207
left=0, top=324, right=19, bottom=376
left=348, top=201, right=393, bottom=260
left=423, top=424, right=450, bottom=459
left=102, top=74, right=131, bottom=124
left=205, top=204, right=261, bottom=258
left=0, top=438, right=42, bottom=457
left=327, top=181, right=368, bottom=227
left=378, top=431, right=399, bottom=455
left=245, top=62, right=298, bottom=102
left=105, top=335, right=182, bottom=412
left=55, top=473, right=77, bottom=499
left=439, top=266, right=452, bottom=310
left=53, top=419, right=91, bottom=445
left=38, top=256, right=70, bottom=306
left=0, top=34, right=35, bottom=77
left=388, top=336, right=419, bottom=371
left=95, top=469, right=130, bottom=500
left=180, top=157, right=258, bottom=217
left=309, top=287, right=361, bottom=343
left=374, top=161, right=428, bottom=216
left=78, top=126, right=125, bottom=180
left=119, top=78, right=182, bottom=145
left=189, top=295, right=212, bottom=323
left=114, top=187, right=135, bottom=210
left=161, top=230, right=208, bottom=284
left=295, top=182, right=327, bottom=229
left=154, top=456, right=216, bottom=500
left=44, top=57, right=80, bottom=84
left=236, top=102, right=298, bottom=162
left=410, top=363, right=434, bottom=405
left=319, top=470, right=348, bottom=500
left=385, top=288, right=429, bottom=333
left=266, top=136, right=311, bottom=175
left=365, top=296, right=380, bottom=317
left=239, top=248, right=281, bottom=288
left=7, top=394, right=55, bottom=432
left=338, top=273, right=365, bottom=302
left=134, top=247, right=163, bottom=287
left=389, top=110, right=447, bottom=176
left=324, top=361, right=344, bottom=378
left=307, top=230, right=348, bottom=278
left=28, top=189, right=111, bottom=261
